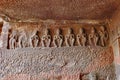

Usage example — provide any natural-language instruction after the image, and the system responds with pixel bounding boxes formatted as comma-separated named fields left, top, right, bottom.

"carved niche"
left=7, top=21, right=109, bottom=49
left=1, top=21, right=114, bottom=80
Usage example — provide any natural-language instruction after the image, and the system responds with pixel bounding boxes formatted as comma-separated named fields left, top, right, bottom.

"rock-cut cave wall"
left=109, top=6, right=120, bottom=80
left=0, top=19, right=116, bottom=80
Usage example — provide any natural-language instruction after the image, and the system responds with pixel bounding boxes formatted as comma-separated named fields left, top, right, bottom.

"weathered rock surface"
left=0, top=46, right=115, bottom=80
left=0, top=0, right=120, bottom=20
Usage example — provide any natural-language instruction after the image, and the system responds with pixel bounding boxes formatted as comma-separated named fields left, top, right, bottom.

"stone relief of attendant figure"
left=9, top=30, right=17, bottom=49
left=41, top=29, right=51, bottom=47
left=53, top=28, right=63, bottom=47
left=98, top=26, right=108, bottom=47
left=29, top=30, right=39, bottom=48
left=77, top=28, right=86, bottom=46
left=65, top=28, right=75, bottom=47
left=88, top=27, right=98, bottom=46
left=18, top=29, right=27, bottom=48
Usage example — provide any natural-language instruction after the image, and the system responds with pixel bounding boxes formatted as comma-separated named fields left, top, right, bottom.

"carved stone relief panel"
left=0, top=20, right=115, bottom=80
left=7, top=21, right=109, bottom=49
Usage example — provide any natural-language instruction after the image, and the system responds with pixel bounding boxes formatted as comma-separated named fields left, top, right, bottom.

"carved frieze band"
left=8, top=25, right=109, bottom=49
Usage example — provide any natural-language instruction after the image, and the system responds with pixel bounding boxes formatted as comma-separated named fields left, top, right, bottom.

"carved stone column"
left=110, top=7, right=120, bottom=80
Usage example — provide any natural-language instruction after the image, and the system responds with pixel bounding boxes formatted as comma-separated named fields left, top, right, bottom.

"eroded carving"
left=98, top=26, right=108, bottom=47
left=29, top=30, right=39, bottom=47
left=9, top=30, right=17, bottom=49
left=41, top=29, right=51, bottom=47
left=88, top=27, right=98, bottom=46
left=65, top=28, right=75, bottom=47
left=53, top=28, right=63, bottom=47
left=8, top=25, right=109, bottom=49
left=77, top=28, right=86, bottom=46
left=18, top=29, right=27, bottom=48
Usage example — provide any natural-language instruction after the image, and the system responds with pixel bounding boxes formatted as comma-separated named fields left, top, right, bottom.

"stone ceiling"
left=0, top=0, right=120, bottom=20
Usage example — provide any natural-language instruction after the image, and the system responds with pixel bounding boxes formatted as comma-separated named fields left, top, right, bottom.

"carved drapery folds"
left=8, top=22, right=109, bottom=49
